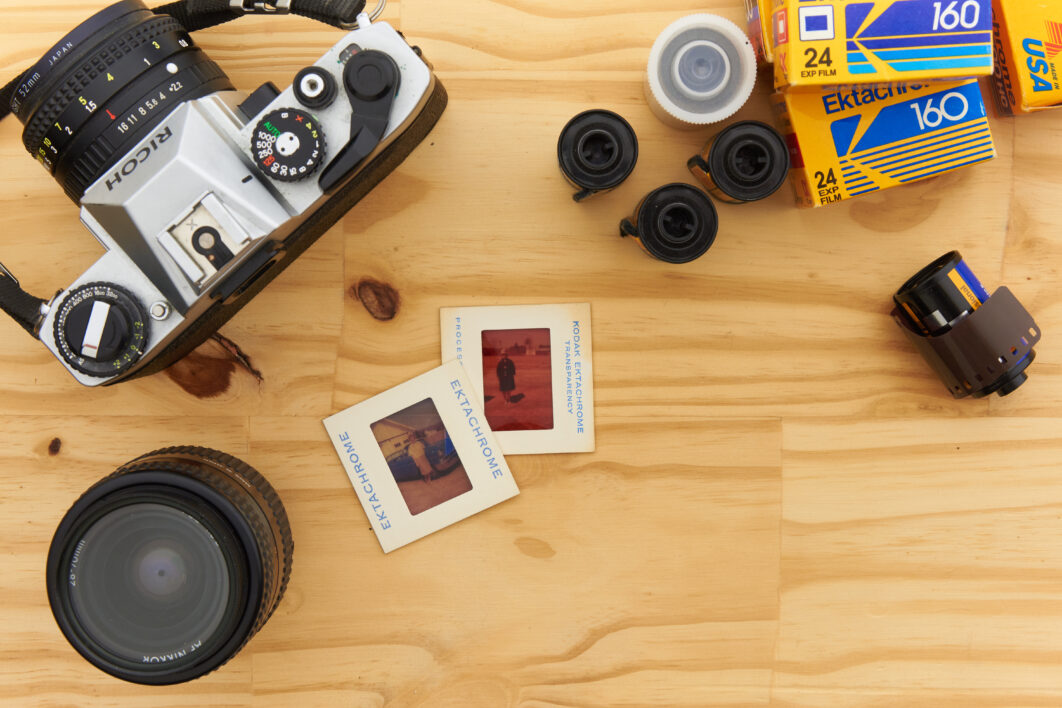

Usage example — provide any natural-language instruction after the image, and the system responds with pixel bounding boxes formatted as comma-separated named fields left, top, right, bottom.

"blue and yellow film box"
left=772, top=80, right=996, bottom=206
left=772, top=0, right=995, bottom=90
left=992, top=0, right=1062, bottom=114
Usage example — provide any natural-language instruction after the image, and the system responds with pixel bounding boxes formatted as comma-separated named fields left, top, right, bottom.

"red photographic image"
left=480, top=328, right=554, bottom=431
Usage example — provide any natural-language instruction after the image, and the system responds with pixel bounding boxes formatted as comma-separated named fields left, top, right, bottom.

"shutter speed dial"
left=251, top=108, right=326, bottom=182
left=54, top=283, right=148, bottom=377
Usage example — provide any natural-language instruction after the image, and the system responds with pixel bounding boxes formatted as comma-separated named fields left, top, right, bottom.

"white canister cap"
left=646, top=14, right=757, bottom=128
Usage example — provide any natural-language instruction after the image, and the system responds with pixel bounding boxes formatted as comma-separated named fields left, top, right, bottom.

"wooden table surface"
left=3, top=1, right=1062, bottom=706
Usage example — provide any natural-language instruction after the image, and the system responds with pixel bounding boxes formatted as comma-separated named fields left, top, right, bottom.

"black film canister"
left=558, top=110, right=638, bottom=202
left=688, top=121, right=789, bottom=203
left=893, top=251, right=988, bottom=335
left=619, top=183, right=718, bottom=264
left=892, top=251, right=1041, bottom=399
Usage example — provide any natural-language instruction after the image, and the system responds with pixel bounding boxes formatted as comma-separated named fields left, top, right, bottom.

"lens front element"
left=67, top=502, right=236, bottom=667
left=47, top=447, right=292, bottom=684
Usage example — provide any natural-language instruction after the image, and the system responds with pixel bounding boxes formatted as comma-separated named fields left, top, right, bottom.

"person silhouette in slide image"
left=496, top=349, right=517, bottom=405
left=406, top=431, right=434, bottom=483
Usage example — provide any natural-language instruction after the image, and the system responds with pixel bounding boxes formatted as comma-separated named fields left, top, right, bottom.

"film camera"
left=0, top=0, right=447, bottom=386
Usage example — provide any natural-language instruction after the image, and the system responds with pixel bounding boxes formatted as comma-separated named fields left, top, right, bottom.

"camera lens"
left=47, top=446, right=293, bottom=685
left=12, top=0, right=233, bottom=201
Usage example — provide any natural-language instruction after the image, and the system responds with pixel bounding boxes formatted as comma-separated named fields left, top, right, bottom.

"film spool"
left=619, top=183, right=718, bottom=264
left=557, top=110, right=639, bottom=202
left=688, top=121, right=789, bottom=203
left=645, top=14, right=757, bottom=128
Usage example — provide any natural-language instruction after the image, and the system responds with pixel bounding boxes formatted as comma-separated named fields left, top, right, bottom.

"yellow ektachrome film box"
left=772, top=0, right=995, bottom=90
left=746, top=0, right=777, bottom=62
left=772, top=80, right=996, bottom=207
left=992, top=0, right=1062, bottom=114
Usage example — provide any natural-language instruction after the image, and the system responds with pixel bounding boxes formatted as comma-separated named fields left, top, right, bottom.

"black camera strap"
left=0, top=0, right=368, bottom=338
left=0, top=267, right=48, bottom=336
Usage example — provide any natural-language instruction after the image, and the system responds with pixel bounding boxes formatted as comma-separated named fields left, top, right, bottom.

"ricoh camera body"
left=0, top=0, right=447, bottom=386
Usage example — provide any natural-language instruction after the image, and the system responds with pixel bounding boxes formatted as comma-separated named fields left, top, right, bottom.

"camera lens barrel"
left=12, top=0, right=233, bottom=201
left=47, top=446, right=293, bottom=684
left=620, top=183, right=718, bottom=264
left=688, top=121, right=789, bottom=203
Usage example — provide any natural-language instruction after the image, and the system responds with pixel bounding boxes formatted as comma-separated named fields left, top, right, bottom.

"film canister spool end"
left=619, top=183, right=718, bottom=264
left=558, top=110, right=638, bottom=202
left=892, top=251, right=1042, bottom=399
left=688, top=121, right=789, bottom=203
left=645, top=14, right=757, bottom=128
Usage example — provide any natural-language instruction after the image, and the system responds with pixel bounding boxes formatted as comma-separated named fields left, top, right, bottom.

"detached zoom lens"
left=11, top=0, right=233, bottom=201
left=47, top=446, right=293, bottom=684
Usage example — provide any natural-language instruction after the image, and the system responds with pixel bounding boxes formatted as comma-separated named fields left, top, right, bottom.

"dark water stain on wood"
left=48, top=438, right=61, bottom=456
left=353, top=278, right=400, bottom=320
left=848, top=171, right=963, bottom=233
left=165, top=334, right=263, bottom=399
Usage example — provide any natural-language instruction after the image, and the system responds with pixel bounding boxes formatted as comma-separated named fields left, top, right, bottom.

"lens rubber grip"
left=35, top=30, right=195, bottom=170
left=21, top=15, right=185, bottom=155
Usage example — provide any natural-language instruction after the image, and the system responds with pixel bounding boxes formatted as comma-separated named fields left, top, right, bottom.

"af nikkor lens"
left=46, top=446, right=293, bottom=685
left=12, top=0, right=233, bottom=201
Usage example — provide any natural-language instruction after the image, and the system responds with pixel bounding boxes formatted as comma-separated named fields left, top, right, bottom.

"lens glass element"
left=67, top=502, right=232, bottom=665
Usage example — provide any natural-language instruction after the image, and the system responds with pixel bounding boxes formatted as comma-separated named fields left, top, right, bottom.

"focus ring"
left=22, top=15, right=184, bottom=155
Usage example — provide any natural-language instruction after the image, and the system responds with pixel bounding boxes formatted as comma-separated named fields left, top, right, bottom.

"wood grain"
left=1, top=1, right=1061, bottom=706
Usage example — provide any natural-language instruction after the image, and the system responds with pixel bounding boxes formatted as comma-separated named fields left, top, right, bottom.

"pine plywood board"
left=0, top=1, right=1060, bottom=706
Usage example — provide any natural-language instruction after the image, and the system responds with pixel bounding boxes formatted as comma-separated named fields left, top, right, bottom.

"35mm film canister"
left=619, top=184, right=718, bottom=264
left=688, top=121, right=789, bottom=203
left=892, top=251, right=1042, bottom=398
left=645, top=14, right=757, bottom=129
left=558, top=110, right=639, bottom=202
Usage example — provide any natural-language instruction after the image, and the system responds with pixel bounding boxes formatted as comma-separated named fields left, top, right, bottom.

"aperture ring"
left=58, top=57, right=233, bottom=201
left=45, top=45, right=209, bottom=181
left=10, top=0, right=151, bottom=117
left=34, top=29, right=195, bottom=172
left=21, top=15, right=185, bottom=154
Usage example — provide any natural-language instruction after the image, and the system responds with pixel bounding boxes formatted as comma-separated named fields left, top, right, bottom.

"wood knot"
left=515, top=536, right=556, bottom=559
left=48, top=438, right=62, bottom=456
left=353, top=278, right=400, bottom=321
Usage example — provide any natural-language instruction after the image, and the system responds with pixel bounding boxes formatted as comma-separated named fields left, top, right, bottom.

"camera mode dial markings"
left=54, top=283, right=148, bottom=377
left=251, top=108, right=325, bottom=182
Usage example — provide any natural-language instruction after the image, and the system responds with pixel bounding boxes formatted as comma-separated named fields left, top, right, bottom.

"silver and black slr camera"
left=0, top=0, right=447, bottom=386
